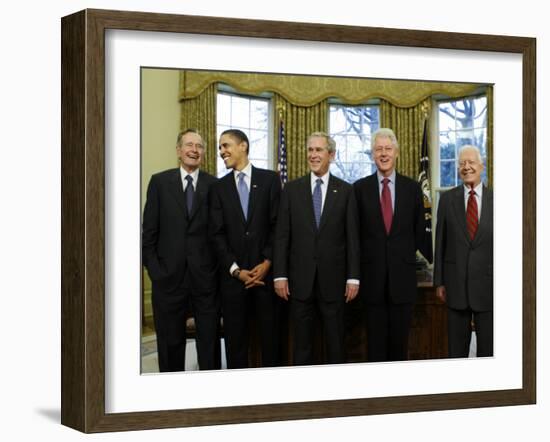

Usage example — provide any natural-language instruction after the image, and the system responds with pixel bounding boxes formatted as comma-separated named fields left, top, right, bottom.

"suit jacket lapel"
left=188, top=170, right=206, bottom=221
left=472, top=185, right=491, bottom=245
left=452, top=186, right=470, bottom=243
left=300, top=175, right=318, bottom=233
left=224, top=172, right=247, bottom=225
left=168, top=169, right=188, bottom=216
left=246, top=166, right=260, bottom=226
left=370, top=173, right=387, bottom=234
left=390, top=174, right=404, bottom=235
left=318, top=174, right=339, bottom=232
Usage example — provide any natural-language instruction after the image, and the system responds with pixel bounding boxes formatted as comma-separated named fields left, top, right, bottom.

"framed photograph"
left=61, top=8, right=536, bottom=433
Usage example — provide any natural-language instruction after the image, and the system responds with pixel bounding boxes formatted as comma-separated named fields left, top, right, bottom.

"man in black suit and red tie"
left=434, top=145, right=493, bottom=358
left=273, top=132, right=360, bottom=365
left=354, top=128, right=432, bottom=362
left=142, top=129, right=219, bottom=372
left=209, top=129, right=282, bottom=369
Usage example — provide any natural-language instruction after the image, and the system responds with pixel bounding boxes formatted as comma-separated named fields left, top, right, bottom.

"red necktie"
left=381, top=178, right=393, bottom=235
left=466, top=189, right=478, bottom=240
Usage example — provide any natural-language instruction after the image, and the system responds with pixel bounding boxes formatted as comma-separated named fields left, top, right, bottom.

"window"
left=437, top=95, right=488, bottom=189
left=328, top=104, right=379, bottom=183
left=216, top=92, right=272, bottom=178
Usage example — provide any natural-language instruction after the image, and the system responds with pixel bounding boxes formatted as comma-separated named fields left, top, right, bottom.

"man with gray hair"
left=354, top=128, right=432, bottom=362
left=274, top=132, right=360, bottom=365
left=434, top=145, right=493, bottom=357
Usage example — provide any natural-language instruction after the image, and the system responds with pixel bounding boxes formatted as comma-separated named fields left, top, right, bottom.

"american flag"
left=418, top=118, right=433, bottom=263
left=278, top=118, right=288, bottom=186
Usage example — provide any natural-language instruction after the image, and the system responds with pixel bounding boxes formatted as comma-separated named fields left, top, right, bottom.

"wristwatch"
left=232, top=268, right=241, bottom=278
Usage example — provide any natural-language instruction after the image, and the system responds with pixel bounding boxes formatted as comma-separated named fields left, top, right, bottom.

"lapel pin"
left=253, top=184, right=258, bottom=189
left=333, top=189, right=338, bottom=193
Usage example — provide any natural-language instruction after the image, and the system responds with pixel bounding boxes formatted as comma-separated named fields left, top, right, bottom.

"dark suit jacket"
left=273, top=174, right=360, bottom=302
left=434, top=185, right=493, bottom=312
left=142, top=168, right=218, bottom=292
left=209, top=166, right=281, bottom=294
left=354, top=172, right=430, bottom=304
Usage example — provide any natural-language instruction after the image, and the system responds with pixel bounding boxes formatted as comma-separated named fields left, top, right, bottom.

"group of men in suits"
left=142, top=126, right=493, bottom=372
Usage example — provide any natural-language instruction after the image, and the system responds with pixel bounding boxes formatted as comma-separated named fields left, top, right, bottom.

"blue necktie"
left=185, top=175, right=194, bottom=215
left=313, top=178, right=323, bottom=228
left=237, top=172, right=249, bottom=220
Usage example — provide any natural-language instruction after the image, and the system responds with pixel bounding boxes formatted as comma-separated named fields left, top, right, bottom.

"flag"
left=418, top=118, right=433, bottom=263
left=278, top=118, right=288, bottom=186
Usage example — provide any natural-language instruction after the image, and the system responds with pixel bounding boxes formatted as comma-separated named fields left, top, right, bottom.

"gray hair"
left=458, top=145, right=483, bottom=164
left=371, top=128, right=399, bottom=150
left=307, top=131, right=336, bottom=154
left=177, top=128, right=205, bottom=148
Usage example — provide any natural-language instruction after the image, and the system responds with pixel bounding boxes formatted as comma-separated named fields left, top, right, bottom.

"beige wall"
left=141, top=68, right=181, bottom=320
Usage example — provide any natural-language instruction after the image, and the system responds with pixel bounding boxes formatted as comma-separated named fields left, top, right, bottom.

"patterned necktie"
left=313, top=178, right=323, bottom=228
left=237, top=172, right=249, bottom=220
left=466, top=189, right=478, bottom=240
left=380, top=177, right=393, bottom=235
left=184, top=175, right=194, bottom=215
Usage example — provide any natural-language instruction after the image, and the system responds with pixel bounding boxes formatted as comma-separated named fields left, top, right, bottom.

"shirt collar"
left=234, top=161, right=252, bottom=179
left=310, top=171, right=330, bottom=187
left=180, top=166, right=199, bottom=184
left=463, top=181, right=483, bottom=196
left=377, top=169, right=396, bottom=184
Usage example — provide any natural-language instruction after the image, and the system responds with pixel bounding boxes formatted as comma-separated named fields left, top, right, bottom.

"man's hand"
left=237, top=269, right=265, bottom=289
left=344, top=283, right=359, bottom=303
left=436, top=285, right=447, bottom=303
left=249, top=259, right=271, bottom=281
left=274, top=279, right=290, bottom=301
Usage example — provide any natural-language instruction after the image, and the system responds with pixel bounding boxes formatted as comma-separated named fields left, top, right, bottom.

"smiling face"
left=458, top=146, right=483, bottom=188
left=307, top=135, right=334, bottom=177
left=373, top=135, right=398, bottom=177
left=219, top=133, right=248, bottom=171
left=177, top=132, right=204, bottom=173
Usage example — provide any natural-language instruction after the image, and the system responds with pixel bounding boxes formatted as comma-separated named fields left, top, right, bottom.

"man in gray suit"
left=434, top=145, right=493, bottom=357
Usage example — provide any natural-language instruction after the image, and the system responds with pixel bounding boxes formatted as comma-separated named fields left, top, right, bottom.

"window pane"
left=456, top=129, right=476, bottom=148
left=329, top=104, right=379, bottom=183
left=249, top=129, right=268, bottom=159
left=439, top=105, right=456, bottom=132
left=250, top=100, right=268, bottom=130
left=439, top=131, right=456, bottom=160
left=474, top=96, right=487, bottom=129
left=216, top=93, right=271, bottom=177
left=217, top=94, right=231, bottom=126
left=440, top=160, right=456, bottom=187
left=230, top=96, right=250, bottom=128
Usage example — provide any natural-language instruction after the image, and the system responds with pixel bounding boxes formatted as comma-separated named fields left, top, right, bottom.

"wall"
left=1, top=0, right=547, bottom=441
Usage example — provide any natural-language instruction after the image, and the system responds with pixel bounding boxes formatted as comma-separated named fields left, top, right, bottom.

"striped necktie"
left=466, top=189, right=478, bottom=240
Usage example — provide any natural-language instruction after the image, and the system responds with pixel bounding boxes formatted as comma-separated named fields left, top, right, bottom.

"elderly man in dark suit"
left=142, top=129, right=219, bottom=372
left=209, top=129, right=282, bottom=369
left=354, top=128, right=431, bottom=362
left=273, top=132, right=360, bottom=365
left=434, top=145, right=493, bottom=358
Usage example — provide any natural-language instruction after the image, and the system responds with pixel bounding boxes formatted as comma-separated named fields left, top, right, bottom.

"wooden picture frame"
left=61, top=8, right=536, bottom=433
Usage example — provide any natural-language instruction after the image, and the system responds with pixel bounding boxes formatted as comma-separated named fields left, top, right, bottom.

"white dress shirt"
left=180, top=166, right=199, bottom=191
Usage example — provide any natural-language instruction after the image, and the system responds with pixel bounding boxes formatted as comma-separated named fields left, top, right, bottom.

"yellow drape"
left=180, top=69, right=481, bottom=108
left=274, top=94, right=328, bottom=180
left=380, top=99, right=432, bottom=179
left=179, top=82, right=217, bottom=175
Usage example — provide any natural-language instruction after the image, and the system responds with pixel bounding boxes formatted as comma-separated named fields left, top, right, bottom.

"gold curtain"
left=486, top=85, right=493, bottom=188
left=380, top=98, right=432, bottom=179
left=274, top=94, right=328, bottom=180
left=179, top=82, right=217, bottom=175
left=180, top=69, right=482, bottom=109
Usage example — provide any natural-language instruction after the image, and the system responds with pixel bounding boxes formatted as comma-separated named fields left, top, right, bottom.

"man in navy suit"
left=434, top=145, right=493, bottom=357
left=142, top=129, right=219, bottom=372
left=209, top=129, right=282, bottom=369
left=354, top=128, right=432, bottom=362
left=273, top=132, right=360, bottom=365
